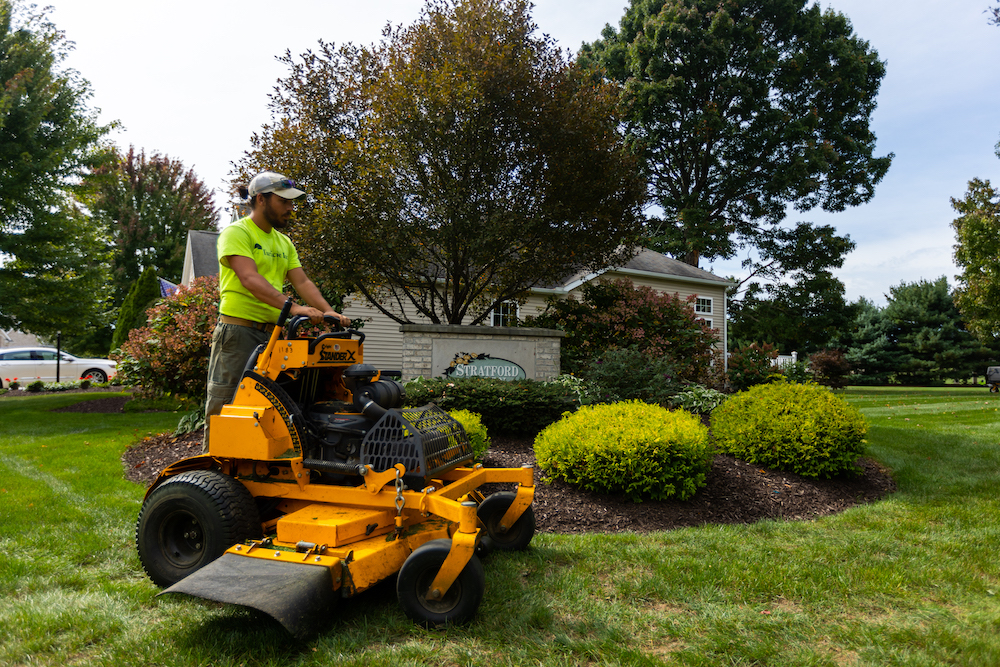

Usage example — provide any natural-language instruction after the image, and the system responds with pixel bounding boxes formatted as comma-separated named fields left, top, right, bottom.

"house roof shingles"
left=545, top=248, right=733, bottom=292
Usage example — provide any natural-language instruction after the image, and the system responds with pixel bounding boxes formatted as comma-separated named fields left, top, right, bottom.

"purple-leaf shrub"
left=114, top=275, right=219, bottom=398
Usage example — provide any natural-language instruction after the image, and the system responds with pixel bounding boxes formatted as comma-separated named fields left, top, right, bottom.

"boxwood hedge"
left=533, top=400, right=712, bottom=502
left=711, top=381, right=867, bottom=478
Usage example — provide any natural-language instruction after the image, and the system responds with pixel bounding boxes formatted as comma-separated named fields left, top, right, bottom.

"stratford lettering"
left=451, top=358, right=526, bottom=380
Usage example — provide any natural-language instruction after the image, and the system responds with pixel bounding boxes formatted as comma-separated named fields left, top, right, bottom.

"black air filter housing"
left=360, top=404, right=473, bottom=488
left=342, top=364, right=379, bottom=390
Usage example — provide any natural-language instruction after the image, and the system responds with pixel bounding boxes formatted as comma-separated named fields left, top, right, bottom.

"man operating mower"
left=203, top=171, right=350, bottom=451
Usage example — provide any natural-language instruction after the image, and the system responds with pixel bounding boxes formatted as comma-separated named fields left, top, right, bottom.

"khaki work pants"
left=202, top=322, right=269, bottom=453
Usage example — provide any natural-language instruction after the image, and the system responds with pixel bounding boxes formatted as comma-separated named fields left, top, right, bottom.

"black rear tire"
left=135, top=470, right=260, bottom=587
left=396, top=538, right=485, bottom=627
left=477, top=492, right=535, bottom=551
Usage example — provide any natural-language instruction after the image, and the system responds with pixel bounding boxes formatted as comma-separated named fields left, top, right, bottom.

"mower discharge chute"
left=135, top=302, right=536, bottom=637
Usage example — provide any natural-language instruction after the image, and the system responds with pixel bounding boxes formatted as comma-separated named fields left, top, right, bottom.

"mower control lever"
left=276, top=298, right=294, bottom=329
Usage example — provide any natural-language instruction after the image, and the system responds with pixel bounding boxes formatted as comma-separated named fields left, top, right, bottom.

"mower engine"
left=304, top=363, right=472, bottom=488
left=305, top=363, right=406, bottom=471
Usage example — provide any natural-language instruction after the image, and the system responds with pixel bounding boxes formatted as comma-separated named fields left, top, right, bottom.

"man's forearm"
left=295, top=278, right=334, bottom=313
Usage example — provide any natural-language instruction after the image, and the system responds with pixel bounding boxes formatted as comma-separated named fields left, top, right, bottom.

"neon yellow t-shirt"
left=217, top=216, right=302, bottom=323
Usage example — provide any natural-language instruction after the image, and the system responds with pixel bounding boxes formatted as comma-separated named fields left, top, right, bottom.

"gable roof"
left=535, top=248, right=734, bottom=295
left=1, top=329, right=42, bottom=348
left=181, top=230, right=221, bottom=285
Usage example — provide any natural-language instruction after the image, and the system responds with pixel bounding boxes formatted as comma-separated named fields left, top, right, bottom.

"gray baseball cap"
left=248, top=171, right=306, bottom=200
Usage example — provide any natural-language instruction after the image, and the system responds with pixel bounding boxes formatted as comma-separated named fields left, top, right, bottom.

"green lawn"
left=1, top=387, right=999, bottom=666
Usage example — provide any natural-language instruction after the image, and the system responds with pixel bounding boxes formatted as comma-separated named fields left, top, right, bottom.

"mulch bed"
left=51, top=393, right=896, bottom=534
left=484, top=436, right=894, bottom=534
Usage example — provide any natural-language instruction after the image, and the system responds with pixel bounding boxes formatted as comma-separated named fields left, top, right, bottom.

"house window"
left=694, top=297, right=713, bottom=329
left=491, top=301, right=518, bottom=327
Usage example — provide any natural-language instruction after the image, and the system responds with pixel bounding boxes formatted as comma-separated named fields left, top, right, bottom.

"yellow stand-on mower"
left=135, top=302, right=536, bottom=637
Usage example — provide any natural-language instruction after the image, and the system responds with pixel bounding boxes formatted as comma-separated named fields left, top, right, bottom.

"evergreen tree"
left=111, top=267, right=162, bottom=351
left=836, top=298, right=894, bottom=385
left=885, top=278, right=995, bottom=385
left=838, top=280, right=997, bottom=385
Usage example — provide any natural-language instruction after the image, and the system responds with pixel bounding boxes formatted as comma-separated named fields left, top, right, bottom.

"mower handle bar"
left=308, top=327, right=365, bottom=354
left=286, top=314, right=363, bottom=341
left=287, top=313, right=333, bottom=339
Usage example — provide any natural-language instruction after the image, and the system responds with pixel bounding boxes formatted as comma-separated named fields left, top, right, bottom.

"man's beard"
left=264, top=199, right=290, bottom=228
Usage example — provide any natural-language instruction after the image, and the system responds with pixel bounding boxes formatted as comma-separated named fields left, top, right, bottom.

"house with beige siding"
left=334, top=248, right=732, bottom=371
left=182, top=233, right=733, bottom=373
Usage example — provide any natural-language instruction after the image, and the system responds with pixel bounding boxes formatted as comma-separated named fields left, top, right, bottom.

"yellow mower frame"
left=136, top=304, right=536, bottom=636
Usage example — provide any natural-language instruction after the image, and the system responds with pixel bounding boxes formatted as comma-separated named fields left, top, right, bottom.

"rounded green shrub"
left=711, top=381, right=867, bottom=478
left=449, top=409, right=491, bottom=461
left=533, top=400, right=711, bottom=502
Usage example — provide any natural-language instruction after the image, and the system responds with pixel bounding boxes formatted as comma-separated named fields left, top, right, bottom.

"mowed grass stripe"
left=0, top=452, right=91, bottom=510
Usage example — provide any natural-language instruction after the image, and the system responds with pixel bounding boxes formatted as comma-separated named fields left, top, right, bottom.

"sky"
left=46, top=0, right=1000, bottom=306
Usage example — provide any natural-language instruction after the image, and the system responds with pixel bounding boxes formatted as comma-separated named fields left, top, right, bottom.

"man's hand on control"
left=325, top=311, right=351, bottom=328
left=291, top=304, right=326, bottom=324
left=289, top=304, right=350, bottom=327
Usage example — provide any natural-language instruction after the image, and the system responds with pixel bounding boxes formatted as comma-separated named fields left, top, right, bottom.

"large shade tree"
left=83, top=145, right=220, bottom=306
left=0, top=1, right=111, bottom=337
left=580, top=0, right=892, bottom=268
left=951, top=177, right=1000, bottom=342
left=729, top=271, right=857, bottom=355
left=237, top=0, right=645, bottom=325
left=727, top=222, right=857, bottom=354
